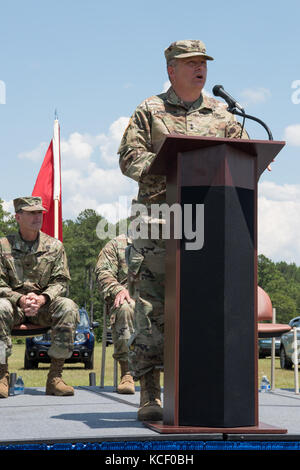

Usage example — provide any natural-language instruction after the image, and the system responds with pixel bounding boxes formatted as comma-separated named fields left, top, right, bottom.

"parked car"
left=24, top=308, right=99, bottom=370
left=280, top=316, right=300, bottom=369
left=258, top=337, right=280, bottom=358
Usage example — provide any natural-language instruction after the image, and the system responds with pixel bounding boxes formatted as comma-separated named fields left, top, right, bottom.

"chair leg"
left=100, top=303, right=107, bottom=388
left=100, top=302, right=120, bottom=391
left=113, top=359, right=118, bottom=391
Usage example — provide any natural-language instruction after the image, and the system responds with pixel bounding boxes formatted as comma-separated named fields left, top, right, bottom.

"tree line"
left=0, top=198, right=299, bottom=339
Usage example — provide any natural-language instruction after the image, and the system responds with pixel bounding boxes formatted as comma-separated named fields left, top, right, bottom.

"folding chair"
left=258, top=286, right=292, bottom=391
left=12, top=323, right=50, bottom=337
left=10, top=323, right=50, bottom=385
left=258, top=286, right=291, bottom=338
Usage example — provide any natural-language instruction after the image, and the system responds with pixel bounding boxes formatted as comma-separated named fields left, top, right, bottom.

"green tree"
left=258, top=254, right=299, bottom=323
left=0, top=199, right=17, bottom=236
left=63, top=209, right=110, bottom=341
left=258, top=254, right=277, bottom=287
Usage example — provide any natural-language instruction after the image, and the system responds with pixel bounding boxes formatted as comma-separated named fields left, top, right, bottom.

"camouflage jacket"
left=118, top=87, right=248, bottom=205
left=0, top=231, right=71, bottom=307
left=95, top=234, right=129, bottom=303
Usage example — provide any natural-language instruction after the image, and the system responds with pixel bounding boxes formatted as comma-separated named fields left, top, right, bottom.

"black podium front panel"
left=178, top=185, right=255, bottom=427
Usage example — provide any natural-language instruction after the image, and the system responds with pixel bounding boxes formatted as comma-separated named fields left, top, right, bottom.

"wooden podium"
left=146, top=135, right=286, bottom=434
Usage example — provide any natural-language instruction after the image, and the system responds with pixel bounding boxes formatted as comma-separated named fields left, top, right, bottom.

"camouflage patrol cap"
left=13, top=196, right=47, bottom=213
left=165, top=40, right=214, bottom=63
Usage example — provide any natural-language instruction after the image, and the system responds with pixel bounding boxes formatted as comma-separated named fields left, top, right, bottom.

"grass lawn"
left=8, top=342, right=116, bottom=388
left=7, top=342, right=300, bottom=392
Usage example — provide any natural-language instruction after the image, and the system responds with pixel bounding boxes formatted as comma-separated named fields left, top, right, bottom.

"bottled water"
left=14, top=376, right=25, bottom=395
left=260, top=375, right=270, bottom=393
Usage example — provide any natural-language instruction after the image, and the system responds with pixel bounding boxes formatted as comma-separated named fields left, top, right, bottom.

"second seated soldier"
left=0, top=196, right=80, bottom=398
left=118, top=40, right=249, bottom=421
left=95, top=234, right=135, bottom=394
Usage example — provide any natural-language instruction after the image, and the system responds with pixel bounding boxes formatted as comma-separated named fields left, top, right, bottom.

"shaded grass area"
left=8, top=342, right=115, bottom=388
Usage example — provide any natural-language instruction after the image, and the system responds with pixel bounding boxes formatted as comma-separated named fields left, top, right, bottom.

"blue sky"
left=1, top=0, right=300, bottom=263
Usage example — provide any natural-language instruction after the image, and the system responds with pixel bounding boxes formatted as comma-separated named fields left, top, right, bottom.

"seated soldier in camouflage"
left=0, top=196, right=80, bottom=398
left=95, top=234, right=135, bottom=394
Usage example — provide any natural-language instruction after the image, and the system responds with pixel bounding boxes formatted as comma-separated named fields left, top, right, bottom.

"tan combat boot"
left=137, top=369, right=163, bottom=421
left=117, top=361, right=135, bottom=394
left=46, top=358, right=74, bottom=396
left=0, top=364, right=9, bottom=398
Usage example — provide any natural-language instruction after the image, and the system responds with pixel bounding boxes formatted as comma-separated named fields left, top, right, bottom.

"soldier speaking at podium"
left=118, top=40, right=248, bottom=421
left=0, top=196, right=80, bottom=398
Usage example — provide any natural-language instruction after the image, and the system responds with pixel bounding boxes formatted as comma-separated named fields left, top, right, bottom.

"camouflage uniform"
left=119, top=77, right=248, bottom=378
left=0, top=230, right=80, bottom=361
left=95, top=234, right=134, bottom=362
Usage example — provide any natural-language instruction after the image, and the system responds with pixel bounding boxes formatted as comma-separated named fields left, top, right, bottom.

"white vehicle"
left=280, top=316, right=300, bottom=369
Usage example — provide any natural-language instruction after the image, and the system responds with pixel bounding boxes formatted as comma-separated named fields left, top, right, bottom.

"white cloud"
left=258, top=181, right=300, bottom=264
left=283, top=124, right=300, bottom=146
left=14, top=116, right=137, bottom=222
left=62, top=166, right=135, bottom=203
left=62, top=190, right=136, bottom=224
left=60, top=117, right=130, bottom=170
left=18, top=141, right=48, bottom=162
left=61, top=132, right=94, bottom=161
left=239, top=87, right=271, bottom=106
left=258, top=181, right=300, bottom=201
left=2, top=199, right=14, bottom=215
left=95, top=197, right=133, bottom=224
left=97, top=117, right=130, bottom=166
left=59, top=117, right=137, bottom=220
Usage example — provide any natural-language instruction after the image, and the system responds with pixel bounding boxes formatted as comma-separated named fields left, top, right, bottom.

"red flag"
left=32, top=120, right=62, bottom=241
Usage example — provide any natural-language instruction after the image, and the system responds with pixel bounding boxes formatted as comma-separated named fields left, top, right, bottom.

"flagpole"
left=52, top=111, right=61, bottom=240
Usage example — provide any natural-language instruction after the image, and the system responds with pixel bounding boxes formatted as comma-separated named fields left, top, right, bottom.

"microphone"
left=212, top=85, right=245, bottom=113
left=212, top=84, right=273, bottom=140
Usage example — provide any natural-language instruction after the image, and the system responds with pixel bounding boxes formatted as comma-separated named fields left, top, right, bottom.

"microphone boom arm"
left=227, top=106, right=273, bottom=141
